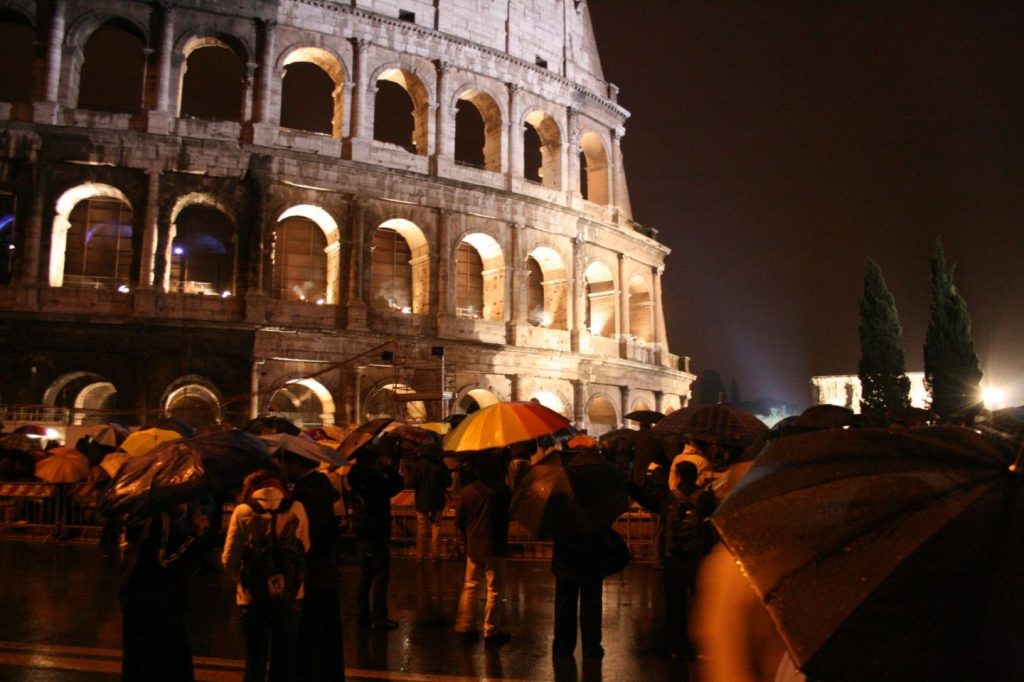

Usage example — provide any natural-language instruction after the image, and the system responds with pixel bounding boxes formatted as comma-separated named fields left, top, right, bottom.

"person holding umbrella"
left=406, top=443, right=453, bottom=563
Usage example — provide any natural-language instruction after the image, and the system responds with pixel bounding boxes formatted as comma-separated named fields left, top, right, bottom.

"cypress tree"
left=923, top=238, right=983, bottom=421
left=858, top=259, right=911, bottom=424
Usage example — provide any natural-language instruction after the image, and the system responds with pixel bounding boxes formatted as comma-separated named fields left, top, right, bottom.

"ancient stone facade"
left=0, top=0, right=693, bottom=433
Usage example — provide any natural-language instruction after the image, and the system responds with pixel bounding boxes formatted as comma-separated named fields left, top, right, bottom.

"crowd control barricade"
left=0, top=482, right=104, bottom=539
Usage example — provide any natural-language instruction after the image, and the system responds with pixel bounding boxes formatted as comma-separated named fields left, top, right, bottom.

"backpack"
left=239, top=498, right=307, bottom=602
left=665, top=488, right=707, bottom=558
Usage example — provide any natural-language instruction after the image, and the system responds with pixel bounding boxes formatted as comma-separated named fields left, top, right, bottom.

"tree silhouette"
left=923, top=238, right=983, bottom=421
left=858, top=259, right=911, bottom=424
left=696, top=369, right=726, bottom=405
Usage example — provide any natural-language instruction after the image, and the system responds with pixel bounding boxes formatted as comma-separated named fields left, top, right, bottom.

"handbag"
left=596, top=527, right=631, bottom=577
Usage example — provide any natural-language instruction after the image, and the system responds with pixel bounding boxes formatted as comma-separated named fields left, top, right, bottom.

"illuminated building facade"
left=0, top=0, right=693, bottom=433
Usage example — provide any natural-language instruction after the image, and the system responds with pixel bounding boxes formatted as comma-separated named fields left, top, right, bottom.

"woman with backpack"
left=222, top=470, right=310, bottom=682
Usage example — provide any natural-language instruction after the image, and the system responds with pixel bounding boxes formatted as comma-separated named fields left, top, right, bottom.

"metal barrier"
left=0, top=482, right=105, bottom=540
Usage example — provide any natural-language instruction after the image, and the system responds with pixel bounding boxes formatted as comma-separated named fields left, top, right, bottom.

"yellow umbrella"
left=421, top=421, right=450, bottom=435
left=35, top=447, right=90, bottom=483
left=99, top=451, right=129, bottom=478
left=120, top=428, right=182, bottom=458
left=443, top=401, right=574, bottom=453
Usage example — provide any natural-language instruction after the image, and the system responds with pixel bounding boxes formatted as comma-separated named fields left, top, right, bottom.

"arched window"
left=170, top=205, right=235, bottom=296
left=0, top=11, right=35, bottom=106
left=180, top=42, right=245, bottom=122
left=586, top=395, right=619, bottom=436
left=629, top=276, right=653, bottom=343
left=280, top=62, right=334, bottom=134
left=164, top=383, right=221, bottom=430
left=78, top=20, right=146, bottom=114
left=456, top=233, right=504, bottom=322
left=43, top=372, right=118, bottom=426
left=525, top=246, right=568, bottom=329
left=455, top=242, right=483, bottom=319
left=273, top=216, right=327, bottom=303
left=579, top=132, right=609, bottom=204
left=454, top=99, right=485, bottom=168
left=374, top=80, right=415, bottom=152
left=63, top=196, right=134, bottom=290
left=371, top=226, right=413, bottom=312
left=525, top=256, right=544, bottom=325
left=0, top=191, right=15, bottom=285
left=268, top=378, right=333, bottom=429
left=523, top=111, right=562, bottom=189
left=585, top=262, right=616, bottom=337
left=523, top=124, right=543, bottom=183
left=364, top=383, right=426, bottom=423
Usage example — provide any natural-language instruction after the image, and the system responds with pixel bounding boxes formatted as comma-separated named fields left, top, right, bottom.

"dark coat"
left=292, top=469, right=341, bottom=567
left=406, top=454, right=452, bottom=513
left=348, top=461, right=404, bottom=539
left=455, top=479, right=511, bottom=559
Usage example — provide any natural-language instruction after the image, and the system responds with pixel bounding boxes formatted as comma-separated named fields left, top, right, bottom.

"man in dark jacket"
left=279, top=449, right=346, bottom=680
left=347, top=445, right=405, bottom=630
left=406, top=445, right=452, bottom=563
left=453, top=455, right=512, bottom=643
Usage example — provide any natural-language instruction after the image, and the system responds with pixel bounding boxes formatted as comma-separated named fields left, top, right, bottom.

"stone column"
left=506, top=222, right=525, bottom=340
left=435, top=209, right=453, bottom=317
left=431, top=61, right=452, bottom=173
left=19, top=165, right=46, bottom=286
left=570, top=236, right=586, bottom=352
left=34, top=0, right=67, bottom=123
left=250, top=359, right=265, bottom=419
left=243, top=61, right=258, bottom=127
left=653, top=265, right=668, bottom=363
left=573, top=378, right=589, bottom=430
left=139, top=169, right=161, bottom=289
left=618, top=253, right=630, bottom=342
left=346, top=198, right=368, bottom=329
left=147, top=1, right=176, bottom=133
left=252, top=19, right=278, bottom=145
left=565, top=107, right=581, bottom=205
left=505, top=83, right=521, bottom=190
left=344, top=39, right=371, bottom=159
left=610, top=126, right=625, bottom=215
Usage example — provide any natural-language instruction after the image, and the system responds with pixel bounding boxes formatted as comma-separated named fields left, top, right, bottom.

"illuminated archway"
left=530, top=390, right=569, bottom=418
left=586, top=394, right=619, bottom=436
left=370, top=218, right=430, bottom=314
left=163, top=380, right=222, bottom=429
left=50, top=183, right=134, bottom=288
left=628, top=274, right=653, bottom=343
left=525, top=245, right=568, bottom=329
left=363, top=382, right=427, bottom=423
left=458, top=387, right=500, bottom=414
left=579, top=131, right=609, bottom=204
left=455, top=233, right=504, bottom=321
left=584, top=261, right=616, bottom=338
left=268, top=378, right=335, bottom=428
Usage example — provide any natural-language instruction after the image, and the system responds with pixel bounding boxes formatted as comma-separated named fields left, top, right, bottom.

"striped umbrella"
left=653, top=403, right=767, bottom=448
left=444, top=401, right=574, bottom=453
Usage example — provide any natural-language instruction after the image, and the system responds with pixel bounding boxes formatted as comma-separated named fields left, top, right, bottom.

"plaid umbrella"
left=654, top=403, right=767, bottom=447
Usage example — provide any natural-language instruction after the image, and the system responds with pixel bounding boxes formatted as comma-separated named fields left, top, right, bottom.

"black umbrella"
left=654, top=403, right=767, bottom=448
left=623, top=409, right=665, bottom=425
left=242, top=415, right=301, bottom=436
left=510, top=449, right=629, bottom=540
left=712, top=425, right=1024, bottom=682
left=104, top=430, right=273, bottom=519
left=338, top=418, right=393, bottom=459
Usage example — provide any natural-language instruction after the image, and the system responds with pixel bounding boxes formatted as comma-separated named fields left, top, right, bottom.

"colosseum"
left=0, top=0, right=693, bottom=435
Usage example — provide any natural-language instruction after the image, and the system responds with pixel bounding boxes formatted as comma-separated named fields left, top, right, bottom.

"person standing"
left=120, top=502, right=209, bottom=681
left=222, top=470, right=309, bottom=682
left=551, top=529, right=609, bottom=660
left=454, top=456, right=512, bottom=643
left=406, top=444, right=452, bottom=563
left=632, top=422, right=668, bottom=566
left=347, top=445, right=404, bottom=629
left=277, top=449, right=346, bottom=681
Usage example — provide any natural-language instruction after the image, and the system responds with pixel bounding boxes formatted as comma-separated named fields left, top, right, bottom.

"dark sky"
left=587, top=0, right=1024, bottom=408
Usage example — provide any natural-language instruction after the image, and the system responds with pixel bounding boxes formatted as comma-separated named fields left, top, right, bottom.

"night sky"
left=587, top=0, right=1024, bottom=408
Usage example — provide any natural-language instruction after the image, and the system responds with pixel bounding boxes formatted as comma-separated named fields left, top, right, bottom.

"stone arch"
left=0, top=6, right=38, bottom=106
left=274, top=204, right=340, bottom=304
left=267, top=377, right=336, bottom=428
left=370, top=217, right=430, bottom=314
left=452, top=85, right=503, bottom=172
left=579, top=130, right=609, bottom=205
left=529, top=389, right=571, bottom=419
left=176, top=32, right=250, bottom=122
left=457, top=387, right=500, bottom=414
left=584, top=260, right=617, bottom=338
left=586, top=393, right=619, bottom=436
left=162, top=375, right=223, bottom=429
left=371, top=65, right=431, bottom=155
left=165, top=193, right=238, bottom=295
left=628, top=273, right=653, bottom=343
left=525, top=245, right=568, bottom=329
left=65, top=12, right=148, bottom=113
left=42, top=371, right=118, bottom=425
left=455, top=232, right=504, bottom=321
left=523, top=109, right=562, bottom=189
left=279, top=45, right=347, bottom=138
left=49, top=182, right=134, bottom=288
left=363, top=381, right=426, bottom=423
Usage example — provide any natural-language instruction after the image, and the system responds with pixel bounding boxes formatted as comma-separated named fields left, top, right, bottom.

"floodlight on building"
left=117, top=285, right=130, bottom=293
left=221, top=291, right=231, bottom=298
left=173, top=246, right=184, bottom=256
left=983, top=387, right=1006, bottom=410
left=316, top=299, right=325, bottom=305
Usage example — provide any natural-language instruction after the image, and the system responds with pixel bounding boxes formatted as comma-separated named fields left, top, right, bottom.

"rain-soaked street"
left=0, top=538, right=689, bottom=681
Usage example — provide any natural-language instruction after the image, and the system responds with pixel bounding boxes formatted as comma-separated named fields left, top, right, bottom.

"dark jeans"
left=663, top=555, right=701, bottom=656
left=356, top=534, right=391, bottom=623
left=121, top=593, right=194, bottom=681
left=297, top=561, right=346, bottom=681
left=241, top=599, right=301, bottom=682
left=553, top=576, right=604, bottom=658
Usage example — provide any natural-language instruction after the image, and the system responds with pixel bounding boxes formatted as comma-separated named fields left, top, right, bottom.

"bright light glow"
left=540, top=311, right=553, bottom=327
left=45, top=428, right=60, bottom=440
left=173, top=246, right=185, bottom=256
left=983, top=387, right=1006, bottom=410
left=316, top=299, right=325, bottom=305
left=401, top=306, right=411, bottom=314
left=221, top=291, right=231, bottom=298
left=117, top=285, right=130, bottom=293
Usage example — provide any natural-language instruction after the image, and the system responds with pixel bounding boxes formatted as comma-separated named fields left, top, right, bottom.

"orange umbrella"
left=443, top=401, right=574, bottom=453
left=121, top=428, right=182, bottom=458
left=35, top=447, right=90, bottom=483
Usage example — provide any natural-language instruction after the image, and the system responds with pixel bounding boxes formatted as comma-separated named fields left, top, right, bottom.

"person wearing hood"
left=222, top=470, right=310, bottom=682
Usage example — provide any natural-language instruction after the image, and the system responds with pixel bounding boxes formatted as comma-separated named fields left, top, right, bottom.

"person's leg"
left=482, top=557, right=507, bottom=637
left=297, top=564, right=346, bottom=681
left=415, top=511, right=428, bottom=561
left=455, top=556, right=482, bottom=633
left=429, top=511, right=442, bottom=560
left=268, top=599, right=301, bottom=682
left=241, top=603, right=270, bottom=682
left=371, top=536, right=392, bottom=624
left=580, top=577, right=604, bottom=659
left=552, top=577, right=579, bottom=656
left=356, top=538, right=373, bottom=623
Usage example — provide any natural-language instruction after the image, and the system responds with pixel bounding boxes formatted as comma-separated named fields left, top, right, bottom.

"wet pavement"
left=0, top=539, right=692, bottom=681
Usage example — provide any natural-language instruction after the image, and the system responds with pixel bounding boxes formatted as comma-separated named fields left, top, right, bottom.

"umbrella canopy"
left=140, top=416, right=195, bottom=437
left=121, top=428, right=183, bottom=458
left=105, top=430, right=273, bottom=519
left=380, top=423, right=441, bottom=455
left=259, top=433, right=346, bottom=467
left=510, top=449, right=629, bottom=540
left=86, top=423, right=130, bottom=448
left=35, top=447, right=90, bottom=483
left=0, top=433, right=39, bottom=454
left=654, top=403, right=767, bottom=448
left=444, top=401, right=574, bottom=453
left=711, top=426, right=1024, bottom=682
left=420, top=421, right=450, bottom=436
left=99, top=451, right=129, bottom=478
left=624, top=409, right=665, bottom=425
left=14, top=424, right=47, bottom=436
left=337, top=418, right=393, bottom=459
left=243, top=415, right=301, bottom=436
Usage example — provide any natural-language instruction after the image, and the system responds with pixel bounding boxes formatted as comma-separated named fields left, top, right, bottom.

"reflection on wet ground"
left=0, top=540, right=691, bottom=680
